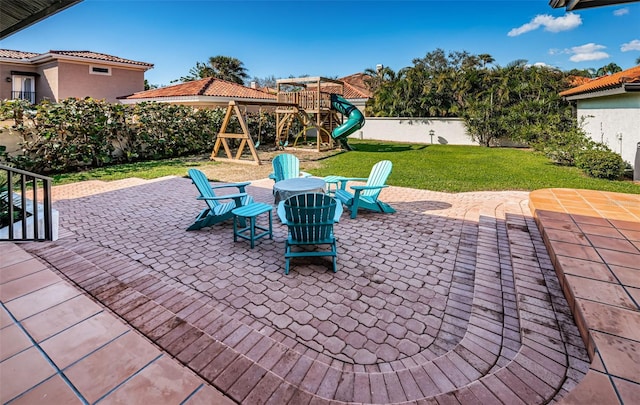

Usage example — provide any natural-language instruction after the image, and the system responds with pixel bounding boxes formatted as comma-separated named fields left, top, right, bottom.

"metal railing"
left=1, top=164, right=53, bottom=241
left=10, top=91, right=36, bottom=104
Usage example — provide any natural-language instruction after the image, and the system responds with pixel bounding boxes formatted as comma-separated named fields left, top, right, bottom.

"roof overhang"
left=564, top=83, right=640, bottom=100
left=30, top=52, right=153, bottom=71
left=549, top=0, right=639, bottom=10
left=1, top=0, right=84, bottom=39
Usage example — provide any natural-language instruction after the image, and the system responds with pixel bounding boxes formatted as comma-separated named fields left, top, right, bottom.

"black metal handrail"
left=1, top=164, right=53, bottom=241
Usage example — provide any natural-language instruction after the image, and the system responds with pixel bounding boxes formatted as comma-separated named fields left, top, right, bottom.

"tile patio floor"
left=1, top=175, right=638, bottom=404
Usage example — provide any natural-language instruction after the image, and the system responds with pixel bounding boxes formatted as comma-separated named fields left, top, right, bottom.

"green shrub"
left=575, top=148, right=626, bottom=180
left=532, top=125, right=594, bottom=166
left=0, top=98, right=230, bottom=174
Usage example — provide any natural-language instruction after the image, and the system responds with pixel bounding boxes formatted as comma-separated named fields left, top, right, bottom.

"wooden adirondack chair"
left=269, top=153, right=311, bottom=182
left=278, top=193, right=341, bottom=274
left=186, top=168, right=254, bottom=231
left=334, top=160, right=396, bottom=219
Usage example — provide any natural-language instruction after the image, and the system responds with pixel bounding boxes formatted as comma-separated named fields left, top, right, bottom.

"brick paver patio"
left=2, top=176, right=599, bottom=403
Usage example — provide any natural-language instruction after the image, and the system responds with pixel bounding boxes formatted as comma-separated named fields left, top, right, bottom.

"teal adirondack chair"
left=269, top=154, right=311, bottom=182
left=278, top=193, right=341, bottom=274
left=186, top=168, right=254, bottom=231
left=334, top=160, right=395, bottom=219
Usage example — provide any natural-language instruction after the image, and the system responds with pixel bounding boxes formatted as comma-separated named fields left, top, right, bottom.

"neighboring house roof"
left=1, top=0, right=83, bottom=40
left=120, top=77, right=277, bottom=102
left=0, top=49, right=40, bottom=59
left=298, top=74, right=372, bottom=100
left=560, top=65, right=640, bottom=100
left=339, top=73, right=373, bottom=99
left=0, top=48, right=153, bottom=69
left=119, top=74, right=372, bottom=105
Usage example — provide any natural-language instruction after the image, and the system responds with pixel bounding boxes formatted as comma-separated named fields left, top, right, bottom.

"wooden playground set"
left=210, top=76, right=365, bottom=165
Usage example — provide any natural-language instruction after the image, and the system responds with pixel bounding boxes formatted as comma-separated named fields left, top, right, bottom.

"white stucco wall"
left=576, top=93, right=640, bottom=169
left=349, top=117, right=476, bottom=145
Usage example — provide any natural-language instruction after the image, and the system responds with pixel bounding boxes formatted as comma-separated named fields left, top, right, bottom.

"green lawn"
left=314, top=141, right=640, bottom=194
left=52, top=140, right=640, bottom=194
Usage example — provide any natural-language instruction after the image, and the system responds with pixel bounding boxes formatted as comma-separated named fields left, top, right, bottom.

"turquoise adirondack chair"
left=334, top=160, right=395, bottom=219
left=186, top=168, right=254, bottom=231
left=278, top=193, right=341, bottom=274
left=269, top=153, right=311, bottom=182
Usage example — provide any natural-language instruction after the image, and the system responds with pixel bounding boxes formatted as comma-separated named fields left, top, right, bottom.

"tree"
left=596, top=63, right=622, bottom=76
left=144, top=80, right=159, bottom=90
left=363, top=65, right=396, bottom=93
left=176, top=56, right=249, bottom=84
left=636, top=56, right=640, bottom=65
left=251, top=75, right=278, bottom=89
left=207, top=56, right=249, bottom=84
left=566, top=68, right=596, bottom=78
left=174, top=62, right=214, bottom=83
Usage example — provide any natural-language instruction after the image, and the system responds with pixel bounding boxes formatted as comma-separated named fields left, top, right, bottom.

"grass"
left=312, top=141, right=640, bottom=194
left=51, top=157, right=220, bottom=185
left=52, top=140, right=640, bottom=194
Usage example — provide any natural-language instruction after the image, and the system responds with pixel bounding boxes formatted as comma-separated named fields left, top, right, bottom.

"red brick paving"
left=6, top=177, right=628, bottom=403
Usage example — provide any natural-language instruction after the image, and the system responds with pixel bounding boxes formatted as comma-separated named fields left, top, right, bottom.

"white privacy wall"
left=577, top=94, right=640, bottom=169
left=349, top=117, right=476, bottom=146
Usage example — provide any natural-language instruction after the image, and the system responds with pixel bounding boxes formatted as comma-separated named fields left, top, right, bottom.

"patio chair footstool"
left=232, top=202, right=273, bottom=248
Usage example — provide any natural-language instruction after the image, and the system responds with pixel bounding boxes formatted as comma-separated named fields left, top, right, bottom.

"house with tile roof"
left=119, top=74, right=373, bottom=116
left=119, top=77, right=277, bottom=109
left=0, top=49, right=153, bottom=103
left=560, top=65, right=640, bottom=170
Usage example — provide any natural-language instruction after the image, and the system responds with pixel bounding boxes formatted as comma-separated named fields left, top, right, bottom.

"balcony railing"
left=11, top=91, right=36, bottom=104
left=1, top=164, right=54, bottom=241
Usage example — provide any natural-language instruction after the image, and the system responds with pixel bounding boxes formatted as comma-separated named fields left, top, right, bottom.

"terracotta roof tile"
left=0, top=49, right=152, bottom=68
left=49, top=50, right=153, bottom=67
left=123, top=77, right=276, bottom=100
left=303, top=74, right=372, bottom=100
left=0, top=49, right=39, bottom=59
left=560, top=65, right=640, bottom=97
left=339, top=73, right=373, bottom=98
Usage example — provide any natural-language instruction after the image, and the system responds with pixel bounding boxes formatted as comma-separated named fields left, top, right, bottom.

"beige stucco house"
left=0, top=49, right=153, bottom=103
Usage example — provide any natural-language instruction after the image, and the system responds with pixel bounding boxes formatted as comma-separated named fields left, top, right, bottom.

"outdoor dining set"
left=186, top=154, right=395, bottom=274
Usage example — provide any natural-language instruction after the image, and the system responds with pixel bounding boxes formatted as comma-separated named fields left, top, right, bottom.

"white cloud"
left=568, top=43, right=609, bottom=62
left=508, top=13, right=582, bottom=37
left=614, top=8, right=629, bottom=16
left=621, top=39, right=640, bottom=52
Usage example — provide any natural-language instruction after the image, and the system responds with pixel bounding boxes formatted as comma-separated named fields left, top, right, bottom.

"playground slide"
left=330, top=94, right=365, bottom=150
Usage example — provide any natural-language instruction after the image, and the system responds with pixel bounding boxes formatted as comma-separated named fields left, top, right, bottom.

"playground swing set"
left=210, top=76, right=365, bottom=165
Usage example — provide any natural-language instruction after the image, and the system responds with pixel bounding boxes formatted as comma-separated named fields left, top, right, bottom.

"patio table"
left=273, top=177, right=326, bottom=204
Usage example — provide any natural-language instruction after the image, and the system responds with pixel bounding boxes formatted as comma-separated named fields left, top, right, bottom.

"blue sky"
left=1, top=0, right=639, bottom=87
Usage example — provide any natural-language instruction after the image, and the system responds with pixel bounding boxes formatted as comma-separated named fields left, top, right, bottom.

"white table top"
left=273, top=177, right=326, bottom=192
left=273, top=177, right=326, bottom=203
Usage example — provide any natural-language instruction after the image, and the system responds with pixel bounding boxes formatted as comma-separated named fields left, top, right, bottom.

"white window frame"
left=89, top=65, right=111, bottom=76
left=11, top=74, right=36, bottom=103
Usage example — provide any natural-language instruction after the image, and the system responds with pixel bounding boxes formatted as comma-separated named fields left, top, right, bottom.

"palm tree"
left=478, top=54, right=495, bottom=69
left=636, top=56, right=640, bottom=65
left=363, top=65, right=396, bottom=93
left=176, top=56, right=249, bottom=84
left=596, top=63, right=622, bottom=76
left=207, top=56, right=249, bottom=84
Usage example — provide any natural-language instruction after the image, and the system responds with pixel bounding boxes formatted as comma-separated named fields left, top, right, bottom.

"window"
left=11, top=75, right=36, bottom=103
left=90, top=65, right=111, bottom=76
